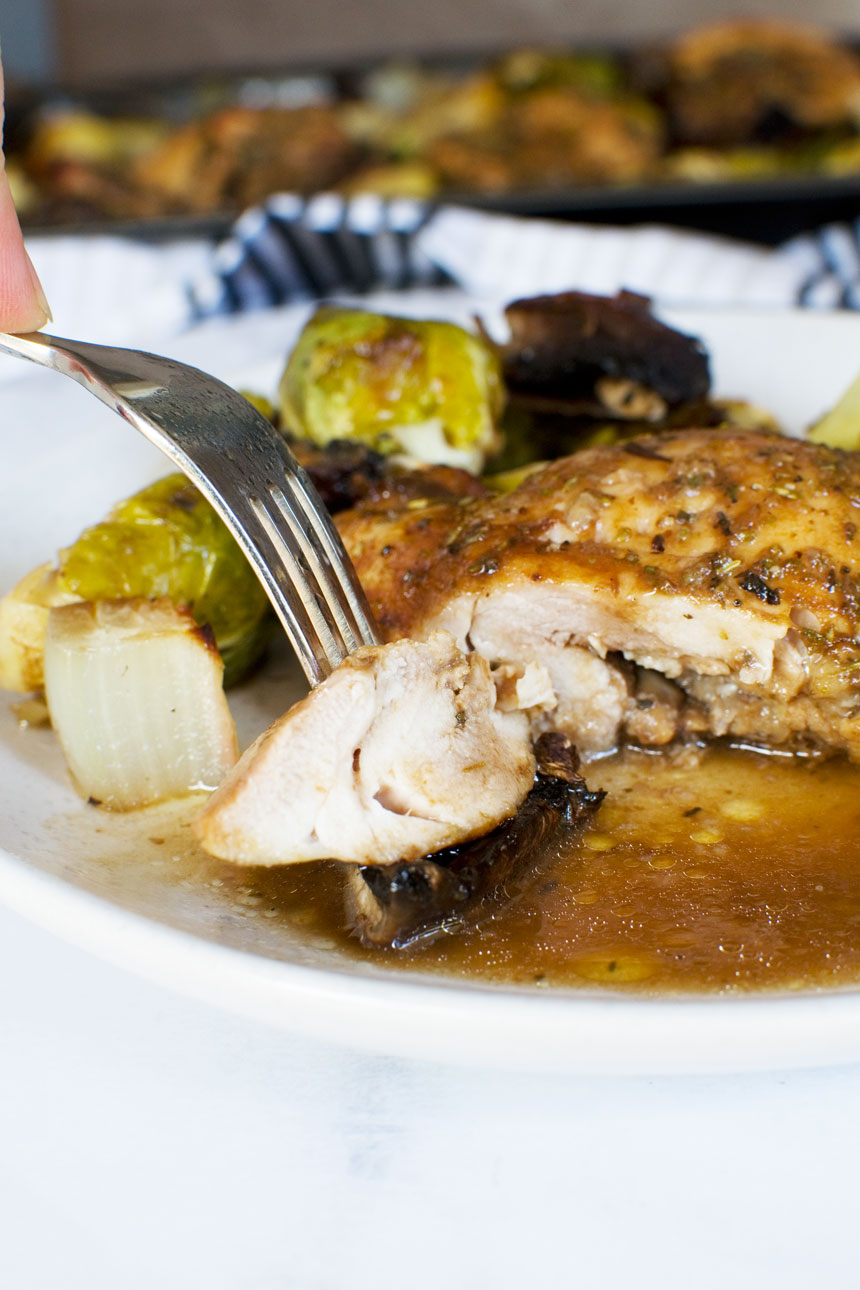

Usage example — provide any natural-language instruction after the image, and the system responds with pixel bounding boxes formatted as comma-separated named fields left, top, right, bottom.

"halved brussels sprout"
left=0, top=475, right=271, bottom=693
left=278, top=307, right=505, bottom=473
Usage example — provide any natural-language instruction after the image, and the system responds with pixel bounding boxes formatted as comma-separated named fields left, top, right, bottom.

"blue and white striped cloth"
left=781, top=222, right=860, bottom=309
left=189, top=194, right=447, bottom=318
left=17, top=197, right=860, bottom=372
left=187, top=196, right=860, bottom=318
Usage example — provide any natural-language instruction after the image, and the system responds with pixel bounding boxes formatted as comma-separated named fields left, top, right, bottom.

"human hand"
left=0, top=53, right=50, bottom=331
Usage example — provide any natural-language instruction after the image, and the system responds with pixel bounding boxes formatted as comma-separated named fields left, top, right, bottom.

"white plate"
left=4, top=295, right=860, bottom=1076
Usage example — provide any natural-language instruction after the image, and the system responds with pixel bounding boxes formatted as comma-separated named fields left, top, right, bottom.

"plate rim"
left=5, top=840, right=860, bottom=1076
left=5, top=298, right=860, bottom=1074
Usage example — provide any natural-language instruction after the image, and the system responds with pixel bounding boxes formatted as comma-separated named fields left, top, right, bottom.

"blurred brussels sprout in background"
left=492, top=49, right=624, bottom=98
left=278, top=307, right=505, bottom=473
left=238, top=389, right=278, bottom=423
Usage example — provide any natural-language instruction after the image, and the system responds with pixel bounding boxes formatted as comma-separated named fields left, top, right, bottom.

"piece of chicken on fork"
left=195, top=631, right=536, bottom=866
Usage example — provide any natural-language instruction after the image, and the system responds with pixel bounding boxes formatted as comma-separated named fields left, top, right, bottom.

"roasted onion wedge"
left=44, top=597, right=238, bottom=810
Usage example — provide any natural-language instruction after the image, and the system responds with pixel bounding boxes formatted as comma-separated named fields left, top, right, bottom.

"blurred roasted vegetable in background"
left=134, top=105, right=361, bottom=214
left=11, top=21, right=860, bottom=227
left=663, top=20, right=860, bottom=149
left=278, top=307, right=505, bottom=472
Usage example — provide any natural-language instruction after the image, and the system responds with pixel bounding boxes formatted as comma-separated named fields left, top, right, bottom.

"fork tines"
left=249, top=470, right=380, bottom=684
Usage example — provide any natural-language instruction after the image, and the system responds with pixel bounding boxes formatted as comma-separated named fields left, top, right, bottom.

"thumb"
left=0, top=48, right=51, bottom=332
left=0, top=167, right=51, bottom=332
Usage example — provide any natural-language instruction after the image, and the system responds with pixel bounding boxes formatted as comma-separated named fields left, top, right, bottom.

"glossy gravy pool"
left=397, top=746, right=860, bottom=993
left=277, top=746, right=860, bottom=994
left=59, top=745, right=860, bottom=995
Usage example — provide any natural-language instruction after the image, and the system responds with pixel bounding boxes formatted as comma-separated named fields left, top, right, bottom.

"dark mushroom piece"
left=345, top=733, right=605, bottom=949
left=500, top=288, right=711, bottom=420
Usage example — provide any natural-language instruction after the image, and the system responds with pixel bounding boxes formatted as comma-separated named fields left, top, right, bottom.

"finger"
left=0, top=50, right=51, bottom=332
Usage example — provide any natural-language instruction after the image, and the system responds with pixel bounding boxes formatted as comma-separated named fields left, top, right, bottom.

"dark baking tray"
left=10, top=55, right=860, bottom=248
left=468, top=174, right=860, bottom=245
left=19, top=175, right=860, bottom=248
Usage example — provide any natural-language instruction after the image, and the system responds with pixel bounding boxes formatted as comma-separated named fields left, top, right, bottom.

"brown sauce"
left=271, top=745, right=860, bottom=994
left=55, top=745, right=860, bottom=996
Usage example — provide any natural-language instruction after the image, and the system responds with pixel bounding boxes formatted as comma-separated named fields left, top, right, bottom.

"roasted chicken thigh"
left=340, top=427, right=860, bottom=760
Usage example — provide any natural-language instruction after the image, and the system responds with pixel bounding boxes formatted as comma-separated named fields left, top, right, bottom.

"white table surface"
left=2, top=898, right=859, bottom=1290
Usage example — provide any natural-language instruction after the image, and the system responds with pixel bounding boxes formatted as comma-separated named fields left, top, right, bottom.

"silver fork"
left=0, top=331, right=381, bottom=686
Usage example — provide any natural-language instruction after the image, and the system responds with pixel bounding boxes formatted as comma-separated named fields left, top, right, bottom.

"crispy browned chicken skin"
left=339, top=428, right=860, bottom=760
